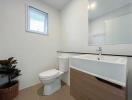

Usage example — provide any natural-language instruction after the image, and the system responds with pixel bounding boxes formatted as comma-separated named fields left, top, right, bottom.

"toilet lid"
left=39, top=69, right=59, bottom=79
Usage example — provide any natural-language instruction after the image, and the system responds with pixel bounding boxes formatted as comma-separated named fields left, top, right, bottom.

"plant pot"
left=0, top=81, right=19, bottom=100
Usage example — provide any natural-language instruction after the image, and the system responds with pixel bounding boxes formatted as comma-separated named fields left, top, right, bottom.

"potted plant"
left=0, top=57, right=21, bottom=100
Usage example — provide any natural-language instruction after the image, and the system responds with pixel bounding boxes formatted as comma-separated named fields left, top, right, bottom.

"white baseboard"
left=19, top=81, right=41, bottom=91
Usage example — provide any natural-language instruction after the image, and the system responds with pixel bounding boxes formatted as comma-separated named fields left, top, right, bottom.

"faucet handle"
left=98, top=47, right=102, bottom=51
left=96, top=47, right=102, bottom=51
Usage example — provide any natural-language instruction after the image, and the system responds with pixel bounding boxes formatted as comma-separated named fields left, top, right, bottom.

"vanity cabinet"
left=70, top=68, right=126, bottom=100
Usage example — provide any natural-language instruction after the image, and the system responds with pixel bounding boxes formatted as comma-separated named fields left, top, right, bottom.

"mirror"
left=88, top=0, right=132, bottom=45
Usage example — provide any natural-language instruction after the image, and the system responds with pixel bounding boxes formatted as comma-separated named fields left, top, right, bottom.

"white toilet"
left=39, top=56, right=69, bottom=95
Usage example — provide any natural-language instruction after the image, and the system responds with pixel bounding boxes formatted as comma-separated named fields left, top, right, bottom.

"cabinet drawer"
left=70, top=68, right=126, bottom=100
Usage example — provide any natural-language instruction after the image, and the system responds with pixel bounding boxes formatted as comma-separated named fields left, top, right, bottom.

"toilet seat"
left=39, top=69, right=62, bottom=80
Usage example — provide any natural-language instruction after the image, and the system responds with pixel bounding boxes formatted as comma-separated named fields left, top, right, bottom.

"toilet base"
left=43, top=79, right=61, bottom=95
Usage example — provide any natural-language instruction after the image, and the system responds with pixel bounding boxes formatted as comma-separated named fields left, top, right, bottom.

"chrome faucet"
left=96, top=47, right=102, bottom=60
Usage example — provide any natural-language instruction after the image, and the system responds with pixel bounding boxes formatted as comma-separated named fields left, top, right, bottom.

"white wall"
left=60, top=0, right=89, bottom=52
left=60, top=0, right=132, bottom=56
left=0, top=1, right=3, bottom=55
left=0, top=0, right=61, bottom=90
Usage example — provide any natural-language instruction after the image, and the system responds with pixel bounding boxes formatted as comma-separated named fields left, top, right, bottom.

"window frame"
left=26, top=4, right=48, bottom=35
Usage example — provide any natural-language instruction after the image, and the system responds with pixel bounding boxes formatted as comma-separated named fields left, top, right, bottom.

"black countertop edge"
left=57, top=51, right=132, bottom=57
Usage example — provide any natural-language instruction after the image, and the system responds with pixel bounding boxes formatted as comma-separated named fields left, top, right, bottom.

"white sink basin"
left=70, top=54, right=127, bottom=87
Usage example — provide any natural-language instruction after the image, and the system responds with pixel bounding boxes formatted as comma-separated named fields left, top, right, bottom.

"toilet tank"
left=58, top=56, right=69, bottom=72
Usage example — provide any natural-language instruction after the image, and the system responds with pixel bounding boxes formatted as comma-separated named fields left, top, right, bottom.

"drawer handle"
left=95, top=77, right=124, bottom=89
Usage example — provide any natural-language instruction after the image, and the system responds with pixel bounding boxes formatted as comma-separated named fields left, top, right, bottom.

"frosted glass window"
left=26, top=6, right=48, bottom=35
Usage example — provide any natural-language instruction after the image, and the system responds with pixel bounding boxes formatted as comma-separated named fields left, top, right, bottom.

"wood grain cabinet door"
left=70, top=68, right=126, bottom=100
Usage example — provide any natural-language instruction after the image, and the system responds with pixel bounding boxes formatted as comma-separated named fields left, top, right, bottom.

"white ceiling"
left=89, top=0, right=131, bottom=20
left=40, top=0, right=71, bottom=10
